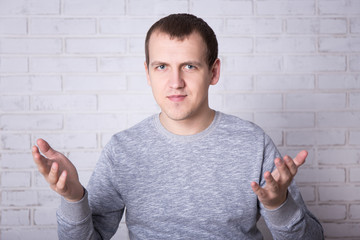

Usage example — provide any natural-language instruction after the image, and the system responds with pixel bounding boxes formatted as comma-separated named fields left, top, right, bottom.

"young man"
left=32, top=14, right=324, bottom=239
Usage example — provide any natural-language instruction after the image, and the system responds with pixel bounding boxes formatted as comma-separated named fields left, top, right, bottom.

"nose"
left=169, top=69, right=185, bottom=89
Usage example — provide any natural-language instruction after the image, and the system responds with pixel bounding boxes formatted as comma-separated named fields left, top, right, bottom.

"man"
left=32, top=13, right=324, bottom=239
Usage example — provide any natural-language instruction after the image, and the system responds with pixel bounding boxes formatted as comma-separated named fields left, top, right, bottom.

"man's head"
left=145, top=13, right=218, bottom=69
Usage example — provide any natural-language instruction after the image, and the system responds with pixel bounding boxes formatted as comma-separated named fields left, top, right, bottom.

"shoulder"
left=217, top=112, right=265, bottom=136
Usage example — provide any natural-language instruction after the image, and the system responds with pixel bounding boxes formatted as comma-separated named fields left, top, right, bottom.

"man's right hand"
left=32, top=138, right=84, bottom=202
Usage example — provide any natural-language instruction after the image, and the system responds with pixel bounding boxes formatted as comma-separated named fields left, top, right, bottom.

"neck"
left=159, top=109, right=216, bottom=136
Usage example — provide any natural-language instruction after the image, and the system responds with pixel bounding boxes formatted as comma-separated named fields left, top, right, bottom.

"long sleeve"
left=56, top=140, right=125, bottom=240
left=260, top=134, right=324, bottom=239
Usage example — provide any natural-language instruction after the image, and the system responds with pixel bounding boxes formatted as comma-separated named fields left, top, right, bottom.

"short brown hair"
left=145, top=13, right=218, bottom=68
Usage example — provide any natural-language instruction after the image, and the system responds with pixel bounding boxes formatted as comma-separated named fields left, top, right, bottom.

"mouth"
left=167, top=95, right=187, bottom=102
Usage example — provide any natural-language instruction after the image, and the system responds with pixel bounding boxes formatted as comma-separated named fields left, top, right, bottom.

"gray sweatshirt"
left=57, top=111, right=324, bottom=239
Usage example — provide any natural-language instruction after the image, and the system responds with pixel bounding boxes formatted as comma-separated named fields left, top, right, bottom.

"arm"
left=251, top=137, right=324, bottom=239
left=32, top=138, right=123, bottom=240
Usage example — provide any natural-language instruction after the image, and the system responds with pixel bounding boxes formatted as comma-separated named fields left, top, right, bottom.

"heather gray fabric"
left=57, top=111, right=323, bottom=239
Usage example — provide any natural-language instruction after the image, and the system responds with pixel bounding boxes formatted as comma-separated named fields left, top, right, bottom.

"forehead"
left=147, top=31, right=207, bottom=62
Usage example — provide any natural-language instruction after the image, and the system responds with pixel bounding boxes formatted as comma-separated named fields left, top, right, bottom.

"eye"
left=156, top=65, right=166, bottom=70
left=184, top=64, right=196, bottom=70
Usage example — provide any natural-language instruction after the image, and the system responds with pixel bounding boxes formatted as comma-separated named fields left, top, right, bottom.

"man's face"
left=145, top=31, right=220, bottom=123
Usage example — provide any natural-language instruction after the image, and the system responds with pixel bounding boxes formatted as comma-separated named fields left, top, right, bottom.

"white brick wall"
left=0, top=0, right=359, bottom=239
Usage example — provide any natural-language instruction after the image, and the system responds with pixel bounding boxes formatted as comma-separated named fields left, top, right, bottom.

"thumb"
left=37, top=138, right=58, bottom=158
left=293, top=150, right=308, bottom=167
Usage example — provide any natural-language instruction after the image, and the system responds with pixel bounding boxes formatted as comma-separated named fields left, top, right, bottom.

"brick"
left=318, top=148, right=359, bottom=165
left=0, top=209, right=30, bottom=226
left=350, top=18, right=360, bottom=33
left=286, top=130, right=346, bottom=146
left=1, top=190, right=38, bottom=206
left=308, top=205, right=346, bottom=220
left=219, top=37, right=253, bottom=53
left=31, top=75, right=62, bottom=92
left=256, top=37, right=316, bottom=53
left=0, top=228, right=58, bottom=240
left=0, top=134, right=31, bottom=150
left=0, top=75, right=62, bottom=93
left=349, top=131, right=360, bottom=145
left=319, top=186, right=360, bottom=202
left=0, top=57, right=28, bottom=73
left=265, top=130, right=283, bottom=146
left=318, top=74, right=360, bottom=90
left=215, top=75, right=253, bottom=92
left=286, top=18, right=347, bottom=34
left=226, top=18, right=283, bottom=35
left=255, top=112, right=315, bottom=128
left=66, top=38, right=127, bottom=54
left=98, top=94, right=159, bottom=111
left=67, top=151, right=101, bottom=169
left=298, top=186, right=315, bottom=202
left=64, top=114, right=127, bottom=131
left=37, top=190, right=61, bottom=207
left=128, top=0, right=188, bottom=15
left=319, top=0, right=360, bottom=15
left=349, top=55, right=360, bottom=72
left=30, top=18, right=96, bottom=35
left=257, top=1, right=315, bottom=15
left=349, top=167, right=360, bottom=182
left=286, top=93, right=346, bottom=110
left=129, top=37, right=145, bottom=54
left=78, top=170, right=93, bottom=186
left=127, top=75, right=153, bottom=92
left=349, top=204, right=360, bottom=219
left=63, top=0, right=125, bottom=15
left=223, top=56, right=282, bottom=73
left=33, top=171, right=48, bottom=188
left=317, top=111, right=360, bottom=128
left=0, top=96, right=29, bottom=111
left=33, top=133, right=97, bottom=149
left=191, top=0, right=252, bottom=16
left=0, top=38, right=62, bottom=54
left=294, top=167, right=345, bottom=183
left=350, top=93, right=360, bottom=109
left=0, top=0, right=60, bottom=15
left=100, top=18, right=154, bottom=35
left=256, top=75, right=314, bottom=91
left=224, top=94, right=282, bottom=111
left=0, top=114, right=63, bottom=130
left=32, top=95, right=97, bottom=111
left=284, top=55, right=346, bottom=72
left=208, top=94, right=223, bottom=111
left=100, top=56, right=146, bottom=73
left=33, top=208, right=57, bottom=225
left=1, top=171, right=31, bottom=188
left=0, top=18, right=27, bottom=34
left=319, top=37, right=360, bottom=53
left=30, top=57, right=97, bottom=73
left=1, top=153, right=35, bottom=169
left=322, top=223, right=360, bottom=238
left=63, top=75, right=126, bottom=92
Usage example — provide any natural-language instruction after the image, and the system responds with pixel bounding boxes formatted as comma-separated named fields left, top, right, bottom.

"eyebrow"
left=150, top=61, right=204, bottom=67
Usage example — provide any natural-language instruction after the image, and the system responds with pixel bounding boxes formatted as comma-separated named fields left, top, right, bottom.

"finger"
left=56, top=171, right=68, bottom=194
left=32, top=145, right=51, bottom=175
left=293, top=150, right=307, bottom=167
left=251, top=181, right=267, bottom=199
left=274, top=158, right=292, bottom=184
left=264, top=171, right=280, bottom=193
left=283, top=155, right=298, bottom=176
left=48, top=162, right=60, bottom=184
left=36, top=138, right=58, bottom=159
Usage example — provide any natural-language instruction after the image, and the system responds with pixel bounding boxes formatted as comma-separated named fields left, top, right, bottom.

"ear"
left=210, top=58, right=221, bottom=86
left=144, top=61, right=151, bottom=86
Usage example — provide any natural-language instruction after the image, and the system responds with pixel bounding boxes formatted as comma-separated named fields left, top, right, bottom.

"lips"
left=167, top=94, right=187, bottom=102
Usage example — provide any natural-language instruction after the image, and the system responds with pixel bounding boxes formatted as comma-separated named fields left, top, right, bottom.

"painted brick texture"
left=0, top=0, right=359, bottom=239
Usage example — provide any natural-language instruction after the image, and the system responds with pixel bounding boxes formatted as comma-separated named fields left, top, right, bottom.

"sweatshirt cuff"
left=262, top=193, right=302, bottom=227
left=58, top=188, right=91, bottom=223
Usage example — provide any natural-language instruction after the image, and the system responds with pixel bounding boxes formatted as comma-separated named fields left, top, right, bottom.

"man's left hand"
left=251, top=150, right=307, bottom=210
